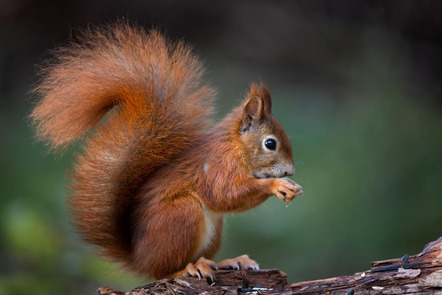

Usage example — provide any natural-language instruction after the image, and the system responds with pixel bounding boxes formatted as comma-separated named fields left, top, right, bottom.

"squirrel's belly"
left=193, top=205, right=222, bottom=259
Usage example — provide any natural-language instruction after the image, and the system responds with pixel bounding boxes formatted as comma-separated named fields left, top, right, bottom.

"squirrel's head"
left=239, top=83, right=295, bottom=179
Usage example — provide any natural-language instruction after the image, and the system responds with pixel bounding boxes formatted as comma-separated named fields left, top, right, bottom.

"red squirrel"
left=31, top=23, right=303, bottom=280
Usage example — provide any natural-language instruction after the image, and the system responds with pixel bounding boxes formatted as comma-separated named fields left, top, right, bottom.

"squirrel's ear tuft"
left=261, top=84, right=272, bottom=114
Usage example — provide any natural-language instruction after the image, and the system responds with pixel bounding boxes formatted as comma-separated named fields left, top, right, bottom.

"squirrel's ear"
left=244, top=96, right=263, bottom=119
left=241, top=96, right=263, bottom=133
left=248, top=82, right=272, bottom=115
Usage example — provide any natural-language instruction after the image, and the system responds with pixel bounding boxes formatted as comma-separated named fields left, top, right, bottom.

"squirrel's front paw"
left=272, top=178, right=303, bottom=206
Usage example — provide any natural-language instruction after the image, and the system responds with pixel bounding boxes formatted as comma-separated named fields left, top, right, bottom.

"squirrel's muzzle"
left=252, top=162, right=295, bottom=179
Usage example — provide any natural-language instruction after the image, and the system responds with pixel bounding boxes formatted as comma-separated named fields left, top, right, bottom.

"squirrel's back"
left=31, top=23, right=215, bottom=262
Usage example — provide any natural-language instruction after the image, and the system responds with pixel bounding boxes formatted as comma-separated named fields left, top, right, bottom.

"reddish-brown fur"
left=31, top=23, right=301, bottom=279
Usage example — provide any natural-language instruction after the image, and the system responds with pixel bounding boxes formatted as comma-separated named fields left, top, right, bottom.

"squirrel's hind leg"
left=131, top=193, right=208, bottom=279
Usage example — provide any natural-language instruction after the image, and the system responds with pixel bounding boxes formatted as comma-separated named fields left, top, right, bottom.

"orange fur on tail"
left=31, top=24, right=215, bottom=262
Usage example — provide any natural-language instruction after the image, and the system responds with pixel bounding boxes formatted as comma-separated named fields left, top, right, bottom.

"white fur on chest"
left=194, top=205, right=223, bottom=259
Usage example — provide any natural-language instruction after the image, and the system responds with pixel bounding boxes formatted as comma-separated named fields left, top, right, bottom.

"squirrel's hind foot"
left=172, top=256, right=217, bottom=281
left=217, top=254, right=259, bottom=271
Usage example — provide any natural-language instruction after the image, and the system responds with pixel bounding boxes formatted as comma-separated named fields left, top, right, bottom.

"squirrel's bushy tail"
left=31, top=23, right=215, bottom=262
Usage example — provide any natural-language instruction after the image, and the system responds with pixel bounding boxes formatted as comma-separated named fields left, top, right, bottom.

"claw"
left=207, top=272, right=214, bottom=282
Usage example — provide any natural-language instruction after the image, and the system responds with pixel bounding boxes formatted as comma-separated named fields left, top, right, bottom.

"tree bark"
left=97, top=236, right=442, bottom=294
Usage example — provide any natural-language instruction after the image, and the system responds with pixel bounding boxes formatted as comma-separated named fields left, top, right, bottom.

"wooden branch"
left=289, top=237, right=442, bottom=294
left=97, top=237, right=442, bottom=295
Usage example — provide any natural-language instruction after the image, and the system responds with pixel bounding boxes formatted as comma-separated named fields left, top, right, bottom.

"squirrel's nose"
left=283, top=164, right=295, bottom=177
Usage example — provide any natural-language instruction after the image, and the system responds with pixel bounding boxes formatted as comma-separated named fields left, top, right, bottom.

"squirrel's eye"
left=264, top=138, right=277, bottom=150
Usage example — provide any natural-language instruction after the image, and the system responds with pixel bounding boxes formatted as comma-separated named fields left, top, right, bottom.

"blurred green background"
left=1, top=1, right=441, bottom=294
